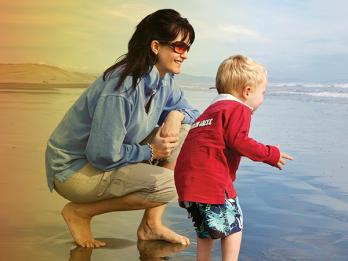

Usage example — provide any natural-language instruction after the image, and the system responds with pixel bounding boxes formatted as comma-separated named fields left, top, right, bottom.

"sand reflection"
left=67, top=239, right=188, bottom=261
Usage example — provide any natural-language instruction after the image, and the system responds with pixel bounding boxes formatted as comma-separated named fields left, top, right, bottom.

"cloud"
left=105, top=10, right=131, bottom=20
left=193, top=18, right=268, bottom=45
left=219, top=25, right=260, bottom=38
left=103, top=3, right=155, bottom=23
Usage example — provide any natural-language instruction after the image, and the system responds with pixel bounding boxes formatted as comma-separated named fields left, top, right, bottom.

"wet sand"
left=1, top=83, right=348, bottom=260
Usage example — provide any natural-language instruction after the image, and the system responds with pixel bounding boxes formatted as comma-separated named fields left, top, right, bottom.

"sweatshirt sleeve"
left=158, top=80, right=200, bottom=125
left=85, top=95, right=151, bottom=171
left=224, top=105, right=280, bottom=167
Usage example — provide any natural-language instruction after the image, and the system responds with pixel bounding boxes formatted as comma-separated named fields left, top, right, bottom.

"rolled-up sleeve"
left=158, top=80, right=200, bottom=125
left=85, top=95, right=151, bottom=171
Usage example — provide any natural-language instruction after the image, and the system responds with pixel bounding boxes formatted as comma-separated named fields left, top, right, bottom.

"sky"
left=1, top=0, right=348, bottom=82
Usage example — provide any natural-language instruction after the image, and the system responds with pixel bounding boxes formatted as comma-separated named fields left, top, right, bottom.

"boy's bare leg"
left=221, top=231, right=242, bottom=261
left=197, top=237, right=214, bottom=261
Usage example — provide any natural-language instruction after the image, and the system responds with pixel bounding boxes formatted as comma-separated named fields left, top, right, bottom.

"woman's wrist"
left=147, top=143, right=155, bottom=163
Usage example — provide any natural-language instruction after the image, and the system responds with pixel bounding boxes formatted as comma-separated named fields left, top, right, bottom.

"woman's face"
left=154, top=34, right=190, bottom=77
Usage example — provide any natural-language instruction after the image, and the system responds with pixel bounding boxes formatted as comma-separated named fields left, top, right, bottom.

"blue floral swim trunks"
left=180, top=197, right=243, bottom=239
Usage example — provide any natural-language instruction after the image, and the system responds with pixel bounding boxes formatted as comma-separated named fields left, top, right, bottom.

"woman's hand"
left=150, top=125, right=179, bottom=159
left=160, top=110, right=185, bottom=138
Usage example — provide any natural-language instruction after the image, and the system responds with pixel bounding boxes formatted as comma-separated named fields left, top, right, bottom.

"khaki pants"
left=54, top=124, right=190, bottom=203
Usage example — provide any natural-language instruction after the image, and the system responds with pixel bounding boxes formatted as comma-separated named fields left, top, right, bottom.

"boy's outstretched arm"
left=224, top=106, right=294, bottom=169
left=232, top=133, right=294, bottom=169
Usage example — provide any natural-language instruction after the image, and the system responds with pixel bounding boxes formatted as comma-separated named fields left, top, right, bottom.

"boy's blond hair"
left=215, top=55, right=267, bottom=94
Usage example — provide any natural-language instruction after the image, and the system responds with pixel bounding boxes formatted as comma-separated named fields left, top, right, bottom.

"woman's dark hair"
left=103, top=9, right=195, bottom=90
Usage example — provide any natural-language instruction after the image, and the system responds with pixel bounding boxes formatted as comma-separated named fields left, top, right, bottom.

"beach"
left=1, top=82, right=348, bottom=260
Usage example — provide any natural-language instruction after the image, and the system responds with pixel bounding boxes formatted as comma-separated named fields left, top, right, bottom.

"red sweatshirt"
left=174, top=95, right=280, bottom=204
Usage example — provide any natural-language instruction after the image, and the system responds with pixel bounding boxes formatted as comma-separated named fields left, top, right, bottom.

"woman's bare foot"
left=62, top=203, right=106, bottom=248
left=137, top=222, right=190, bottom=245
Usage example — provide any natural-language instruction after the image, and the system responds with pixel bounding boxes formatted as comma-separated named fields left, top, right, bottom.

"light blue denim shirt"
left=45, top=66, right=199, bottom=191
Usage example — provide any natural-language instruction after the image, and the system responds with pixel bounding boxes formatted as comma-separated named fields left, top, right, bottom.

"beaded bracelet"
left=147, top=143, right=155, bottom=164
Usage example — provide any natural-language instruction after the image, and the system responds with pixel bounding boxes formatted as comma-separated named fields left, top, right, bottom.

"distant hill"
left=0, top=63, right=97, bottom=83
left=0, top=63, right=215, bottom=86
left=176, top=73, right=214, bottom=85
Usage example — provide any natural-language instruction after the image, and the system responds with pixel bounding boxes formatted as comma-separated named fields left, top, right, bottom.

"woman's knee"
left=143, top=172, right=177, bottom=203
left=160, top=124, right=191, bottom=165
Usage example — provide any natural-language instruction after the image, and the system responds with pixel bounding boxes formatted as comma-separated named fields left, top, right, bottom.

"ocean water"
left=1, top=82, right=348, bottom=260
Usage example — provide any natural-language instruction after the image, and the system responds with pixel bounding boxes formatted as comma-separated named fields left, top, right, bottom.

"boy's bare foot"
left=137, top=222, right=190, bottom=245
left=62, top=203, right=106, bottom=248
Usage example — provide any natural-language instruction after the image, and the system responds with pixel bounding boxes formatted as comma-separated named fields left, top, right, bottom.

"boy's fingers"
left=279, top=158, right=285, bottom=165
left=282, top=153, right=294, bottom=160
left=276, top=152, right=294, bottom=171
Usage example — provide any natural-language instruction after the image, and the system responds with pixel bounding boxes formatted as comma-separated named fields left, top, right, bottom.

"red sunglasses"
left=159, top=41, right=191, bottom=54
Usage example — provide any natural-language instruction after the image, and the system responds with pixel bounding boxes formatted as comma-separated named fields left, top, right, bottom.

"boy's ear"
left=242, top=86, right=252, bottom=99
left=150, top=40, right=160, bottom=55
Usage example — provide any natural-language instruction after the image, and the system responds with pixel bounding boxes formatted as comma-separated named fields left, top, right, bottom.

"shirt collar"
left=210, top=93, right=253, bottom=111
left=144, top=66, right=170, bottom=96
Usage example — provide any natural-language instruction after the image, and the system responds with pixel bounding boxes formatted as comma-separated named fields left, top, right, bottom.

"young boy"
left=174, top=55, right=293, bottom=261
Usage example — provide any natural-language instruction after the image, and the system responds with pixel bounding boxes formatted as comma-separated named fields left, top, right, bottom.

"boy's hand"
left=277, top=152, right=294, bottom=170
left=275, top=144, right=294, bottom=170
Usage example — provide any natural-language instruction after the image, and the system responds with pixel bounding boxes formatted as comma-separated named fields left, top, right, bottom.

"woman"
left=45, top=9, right=199, bottom=248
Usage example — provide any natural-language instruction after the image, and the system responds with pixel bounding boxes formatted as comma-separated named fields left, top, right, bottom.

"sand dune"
left=0, top=63, right=97, bottom=84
